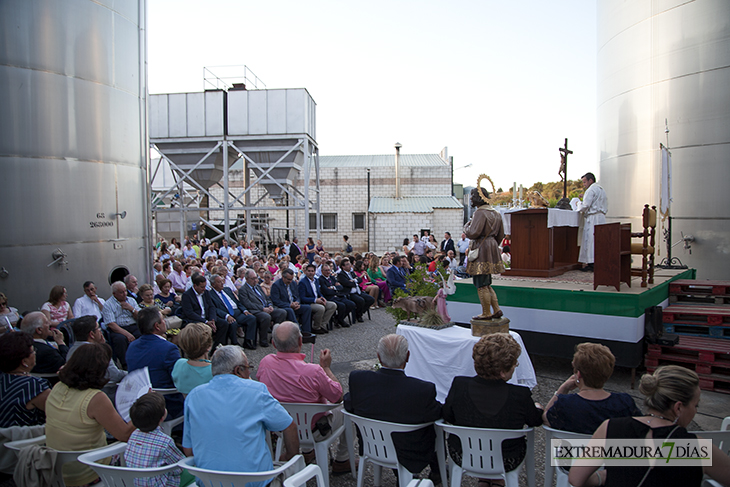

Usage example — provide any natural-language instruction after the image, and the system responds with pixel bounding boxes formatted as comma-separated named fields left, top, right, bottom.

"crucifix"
left=558, top=138, right=573, bottom=199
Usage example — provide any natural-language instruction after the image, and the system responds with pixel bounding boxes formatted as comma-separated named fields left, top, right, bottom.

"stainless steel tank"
left=0, top=0, right=150, bottom=312
left=597, top=0, right=730, bottom=279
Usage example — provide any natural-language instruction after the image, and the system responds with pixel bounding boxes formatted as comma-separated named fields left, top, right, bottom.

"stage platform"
left=446, top=267, right=696, bottom=368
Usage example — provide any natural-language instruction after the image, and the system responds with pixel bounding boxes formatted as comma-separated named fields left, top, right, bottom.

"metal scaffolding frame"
left=150, top=133, right=320, bottom=246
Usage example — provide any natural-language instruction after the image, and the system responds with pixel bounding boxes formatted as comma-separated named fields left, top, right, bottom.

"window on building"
left=309, top=213, right=337, bottom=231
left=353, top=213, right=365, bottom=231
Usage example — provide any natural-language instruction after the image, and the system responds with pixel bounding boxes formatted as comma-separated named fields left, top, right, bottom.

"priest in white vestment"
left=578, top=172, right=608, bottom=271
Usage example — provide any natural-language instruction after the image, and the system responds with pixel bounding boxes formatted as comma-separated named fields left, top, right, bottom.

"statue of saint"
left=464, top=184, right=505, bottom=320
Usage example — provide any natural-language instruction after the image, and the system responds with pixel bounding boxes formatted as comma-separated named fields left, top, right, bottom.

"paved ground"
left=246, top=306, right=729, bottom=487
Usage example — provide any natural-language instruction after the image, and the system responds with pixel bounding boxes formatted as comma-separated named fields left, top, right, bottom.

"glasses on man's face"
left=237, top=363, right=255, bottom=371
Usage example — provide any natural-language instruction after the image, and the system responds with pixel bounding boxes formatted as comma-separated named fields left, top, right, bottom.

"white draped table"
left=395, top=324, right=538, bottom=403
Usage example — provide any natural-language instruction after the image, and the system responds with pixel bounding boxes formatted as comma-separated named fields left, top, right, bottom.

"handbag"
left=467, top=247, right=479, bottom=262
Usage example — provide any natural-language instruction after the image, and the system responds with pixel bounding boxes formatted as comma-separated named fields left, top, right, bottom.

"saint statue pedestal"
left=471, top=316, right=510, bottom=337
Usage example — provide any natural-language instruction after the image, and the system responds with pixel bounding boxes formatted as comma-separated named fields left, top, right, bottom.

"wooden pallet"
left=669, top=294, right=730, bottom=305
left=662, top=304, right=730, bottom=325
left=645, top=336, right=730, bottom=394
left=663, top=323, right=730, bottom=339
left=645, top=365, right=730, bottom=394
left=647, top=336, right=730, bottom=364
left=669, top=279, right=730, bottom=297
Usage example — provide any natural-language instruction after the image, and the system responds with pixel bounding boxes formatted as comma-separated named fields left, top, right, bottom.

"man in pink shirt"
left=257, top=321, right=350, bottom=474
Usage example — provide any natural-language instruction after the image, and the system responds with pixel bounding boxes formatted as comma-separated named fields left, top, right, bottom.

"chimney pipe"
left=394, top=142, right=402, bottom=199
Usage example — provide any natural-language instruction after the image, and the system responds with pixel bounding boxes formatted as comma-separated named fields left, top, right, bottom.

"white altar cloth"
left=395, top=324, right=538, bottom=403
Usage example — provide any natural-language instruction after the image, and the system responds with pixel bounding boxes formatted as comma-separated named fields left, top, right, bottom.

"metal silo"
left=0, top=0, right=150, bottom=312
left=597, top=0, right=730, bottom=279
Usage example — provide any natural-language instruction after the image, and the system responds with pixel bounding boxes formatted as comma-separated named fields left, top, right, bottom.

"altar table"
left=395, top=324, right=538, bottom=403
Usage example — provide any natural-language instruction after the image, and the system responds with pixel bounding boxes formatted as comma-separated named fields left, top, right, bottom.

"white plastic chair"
left=689, top=429, right=730, bottom=456
left=178, top=453, right=305, bottom=487
left=5, top=434, right=118, bottom=487
left=434, top=419, right=535, bottom=487
left=274, top=403, right=349, bottom=487
left=406, top=480, right=435, bottom=487
left=160, top=414, right=185, bottom=436
left=343, top=411, right=437, bottom=487
left=283, top=464, right=326, bottom=487
left=78, top=442, right=181, bottom=486
left=543, top=426, right=592, bottom=487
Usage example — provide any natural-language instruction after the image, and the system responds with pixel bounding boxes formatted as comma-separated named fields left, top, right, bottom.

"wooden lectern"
left=503, top=208, right=580, bottom=277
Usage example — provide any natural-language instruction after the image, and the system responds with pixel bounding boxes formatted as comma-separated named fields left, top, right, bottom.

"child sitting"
left=124, top=391, right=193, bottom=487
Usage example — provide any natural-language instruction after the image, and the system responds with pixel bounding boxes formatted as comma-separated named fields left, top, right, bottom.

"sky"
left=147, top=0, right=598, bottom=192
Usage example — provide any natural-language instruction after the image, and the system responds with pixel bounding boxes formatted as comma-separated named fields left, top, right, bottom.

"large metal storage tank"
left=597, top=0, right=730, bottom=279
left=0, top=0, right=150, bottom=312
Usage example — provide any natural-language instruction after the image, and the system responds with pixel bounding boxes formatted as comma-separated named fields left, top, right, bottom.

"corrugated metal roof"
left=369, top=196, right=464, bottom=214
left=319, top=154, right=448, bottom=168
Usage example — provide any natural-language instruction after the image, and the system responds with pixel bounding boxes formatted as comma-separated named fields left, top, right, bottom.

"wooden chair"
left=631, top=204, right=657, bottom=287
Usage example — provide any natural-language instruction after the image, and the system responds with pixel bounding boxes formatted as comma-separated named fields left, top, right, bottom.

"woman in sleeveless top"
left=45, top=343, right=134, bottom=486
left=569, top=365, right=730, bottom=487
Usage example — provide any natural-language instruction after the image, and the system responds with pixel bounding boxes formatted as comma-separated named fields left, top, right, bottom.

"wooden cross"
left=558, top=138, right=573, bottom=199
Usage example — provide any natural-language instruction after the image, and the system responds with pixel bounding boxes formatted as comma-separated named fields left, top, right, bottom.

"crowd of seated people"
left=4, top=234, right=730, bottom=487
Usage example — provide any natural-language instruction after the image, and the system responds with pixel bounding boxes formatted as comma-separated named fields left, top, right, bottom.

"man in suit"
left=124, top=274, right=142, bottom=304
left=344, top=334, right=442, bottom=481
left=209, top=274, right=259, bottom=350
left=238, top=269, right=287, bottom=347
left=440, top=232, right=455, bottom=254
left=289, top=237, right=302, bottom=261
left=126, top=307, right=183, bottom=418
left=181, top=273, right=228, bottom=350
left=337, top=259, right=374, bottom=323
left=386, top=255, right=409, bottom=294
left=299, top=264, right=337, bottom=334
left=270, top=269, right=312, bottom=333
left=20, top=311, right=67, bottom=374
left=318, top=263, right=354, bottom=328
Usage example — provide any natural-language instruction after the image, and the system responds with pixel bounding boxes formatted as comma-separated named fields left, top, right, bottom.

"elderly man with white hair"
left=101, top=281, right=141, bottom=368
left=258, top=322, right=350, bottom=474
left=183, top=345, right=299, bottom=486
left=344, top=334, right=442, bottom=482
left=20, top=311, right=67, bottom=374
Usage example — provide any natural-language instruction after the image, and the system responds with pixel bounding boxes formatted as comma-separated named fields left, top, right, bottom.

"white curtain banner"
left=660, top=144, right=672, bottom=218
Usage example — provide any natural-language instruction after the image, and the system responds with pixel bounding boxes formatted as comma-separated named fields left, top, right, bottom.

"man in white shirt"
left=72, top=281, right=106, bottom=323
left=456, top=233, right=470, bottom=265
left=219, top=239, right=231, bottom=260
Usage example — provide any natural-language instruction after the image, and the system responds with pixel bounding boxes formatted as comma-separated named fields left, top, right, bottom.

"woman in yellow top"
left=45, top=343, right=134, bottom=486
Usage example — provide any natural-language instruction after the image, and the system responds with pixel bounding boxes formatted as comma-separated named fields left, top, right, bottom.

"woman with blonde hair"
left=443, top=333, right=543, bottom=482
left=171, top=323, right=213, bottom=395
left=543, top=342, right=641, bottom=434
left=569, top=365, right=730, bottom=487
